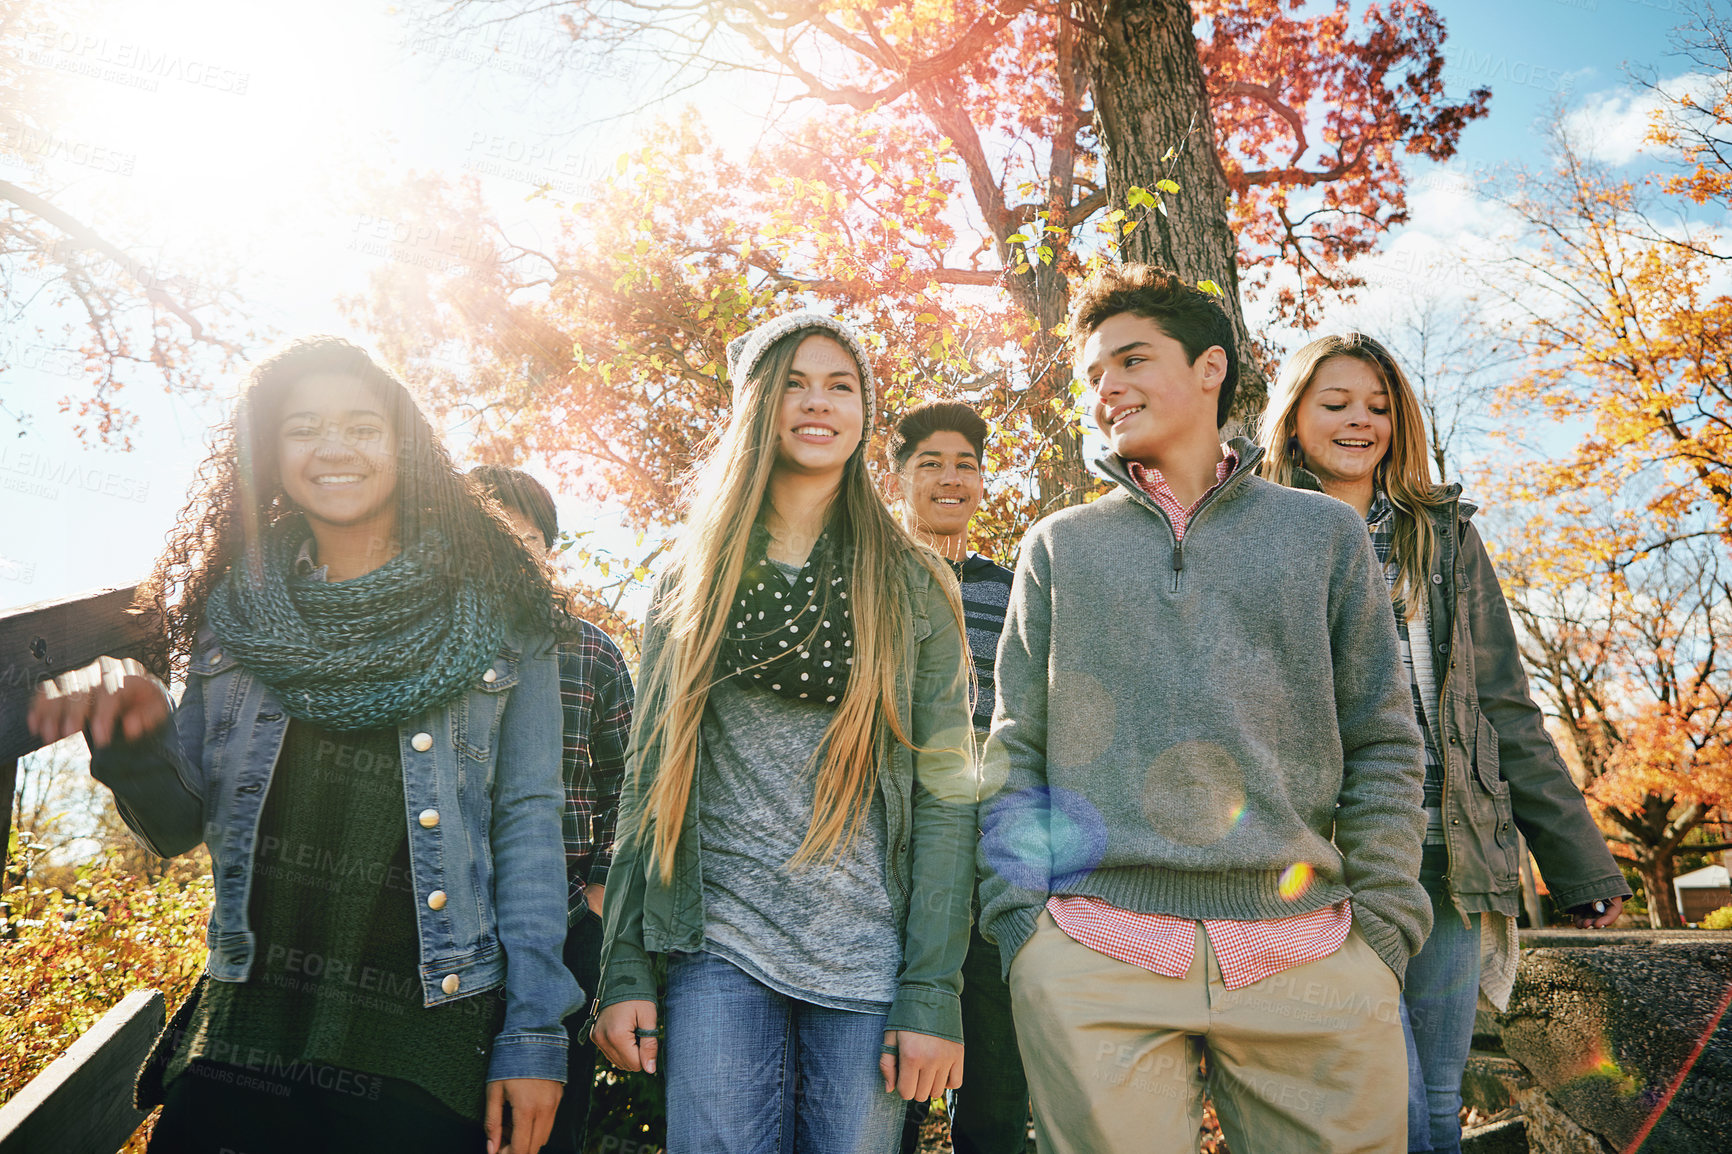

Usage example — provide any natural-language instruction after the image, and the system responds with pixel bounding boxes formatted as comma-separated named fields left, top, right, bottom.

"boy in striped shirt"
left=889, top=403, right=1025, bottom=1154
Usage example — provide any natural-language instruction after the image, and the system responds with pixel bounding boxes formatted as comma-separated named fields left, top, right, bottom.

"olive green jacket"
left=595, top=552, right=979, bottom=1041
left=1411, top=489, right=1628, bottom=917
left=1297, top=472, right=1629, bottom=918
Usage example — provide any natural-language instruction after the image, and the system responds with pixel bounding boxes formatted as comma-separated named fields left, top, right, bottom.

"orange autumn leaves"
left=1482, top=41, right=1732, bottom=920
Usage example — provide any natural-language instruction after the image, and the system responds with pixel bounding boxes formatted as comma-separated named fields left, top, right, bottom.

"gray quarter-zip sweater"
left=977, top=438, right=1431, bottom=982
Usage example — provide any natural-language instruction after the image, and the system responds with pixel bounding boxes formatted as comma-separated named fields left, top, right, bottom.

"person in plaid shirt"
left=470, top=466, right=634, bottom=1154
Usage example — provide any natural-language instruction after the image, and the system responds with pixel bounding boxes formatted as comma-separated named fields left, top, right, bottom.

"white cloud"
left=1563, top=71, right=1723, bottom=165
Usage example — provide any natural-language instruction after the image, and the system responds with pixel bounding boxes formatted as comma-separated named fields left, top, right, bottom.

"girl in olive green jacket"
left=1261, top=332, right=1629, bottom=1154
left=591, top=312, right=977, bottom=1154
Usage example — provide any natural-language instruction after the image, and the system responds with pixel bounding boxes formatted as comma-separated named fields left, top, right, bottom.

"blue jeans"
left=1401, top=883, right=1481, bottom=1154
left=664, top=951, right=906, bottom=1154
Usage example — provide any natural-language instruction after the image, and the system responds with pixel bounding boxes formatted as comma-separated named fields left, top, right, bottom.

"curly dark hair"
left=1068, top=264, right=1240, bottom=428
left=136, top=336, right=578, bottom=677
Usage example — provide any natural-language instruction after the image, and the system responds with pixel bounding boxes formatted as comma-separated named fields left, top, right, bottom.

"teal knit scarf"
left=206, top=518, right=506, bottom=730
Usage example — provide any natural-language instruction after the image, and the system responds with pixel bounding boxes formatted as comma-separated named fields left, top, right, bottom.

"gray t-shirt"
left=696, top=562, right=899, bottom=1013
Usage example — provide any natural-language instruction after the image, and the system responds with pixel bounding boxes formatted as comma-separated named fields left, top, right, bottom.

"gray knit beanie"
left=725, top=311, right=877, bottom=429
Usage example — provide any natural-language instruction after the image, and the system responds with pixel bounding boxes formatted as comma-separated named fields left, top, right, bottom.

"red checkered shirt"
left=1124, top=448, right=1239, bottom=542
left=1049, top=447, right=1353, bottom=990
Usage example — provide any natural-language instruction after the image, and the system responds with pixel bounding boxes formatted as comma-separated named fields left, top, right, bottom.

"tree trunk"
left=1636, top=851, right=1683, bottom=928
left=915, top=57, right=1094, bottom=516
left=1085, top=0, right=1268, bottom=428
left=1009, top=274, right=1092, bottom=515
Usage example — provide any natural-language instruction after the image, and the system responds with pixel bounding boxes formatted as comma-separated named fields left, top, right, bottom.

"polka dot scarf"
left=720, top=526, right=854, bottom=706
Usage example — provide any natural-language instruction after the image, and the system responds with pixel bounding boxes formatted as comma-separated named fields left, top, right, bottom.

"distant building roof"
left=1673, top=864, right=1729, bottom=890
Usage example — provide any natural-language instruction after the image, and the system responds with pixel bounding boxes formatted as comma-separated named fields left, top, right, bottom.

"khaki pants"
left=1009, top=910, right=1406, bottom=1154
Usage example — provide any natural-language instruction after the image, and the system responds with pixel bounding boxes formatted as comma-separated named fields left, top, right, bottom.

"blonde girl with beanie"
left=590, top=313, right=977, bottom=1154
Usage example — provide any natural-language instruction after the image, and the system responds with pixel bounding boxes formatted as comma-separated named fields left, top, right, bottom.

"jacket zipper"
left=1155, top=471, right=1244, bottom=593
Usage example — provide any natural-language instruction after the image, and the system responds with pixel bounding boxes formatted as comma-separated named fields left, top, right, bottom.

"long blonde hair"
left=636, top=327, right=964, bottom=882
left=1257, top=332, right=1448, bottom=615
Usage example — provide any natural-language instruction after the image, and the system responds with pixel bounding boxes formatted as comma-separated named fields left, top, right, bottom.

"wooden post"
left=1, top=586, right=152, bottom=885
left=1, top=586, right=151, bottom=763
left=0, top=756, right=15, bottom=866
left=0, top=588, right=161, bottom=1143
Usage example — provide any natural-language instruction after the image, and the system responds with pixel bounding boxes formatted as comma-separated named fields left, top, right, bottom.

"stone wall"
left=1460, top=931, right=1732, bottom=1154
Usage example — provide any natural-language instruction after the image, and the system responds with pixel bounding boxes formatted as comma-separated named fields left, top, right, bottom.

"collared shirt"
left=1125, top=447, right=1239, bottom=542
left=556, top=622, right=634, bottom=920
left=1047, top=444, right=1353, bottom=989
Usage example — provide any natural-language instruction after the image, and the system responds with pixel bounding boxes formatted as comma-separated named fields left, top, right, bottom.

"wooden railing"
left=1, top=587, right=162, bottom=1154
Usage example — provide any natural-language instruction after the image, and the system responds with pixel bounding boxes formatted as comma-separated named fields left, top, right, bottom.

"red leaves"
left=1198, top=0, right=1489, bottom=325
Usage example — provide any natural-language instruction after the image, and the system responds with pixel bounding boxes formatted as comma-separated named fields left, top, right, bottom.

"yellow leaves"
left=2, top=857, right=213, bottom=1100
left=1196, top=279, right=1224, bottom=297
left=1125, top=185, right=1160, bottom=212
left=1492, top=143, right=1732, bottom=548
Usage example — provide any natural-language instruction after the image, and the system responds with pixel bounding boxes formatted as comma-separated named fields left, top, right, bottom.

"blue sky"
left=0, top=0, right=1714, bottom=611
left=1440, top=0, right=1677, bottom=161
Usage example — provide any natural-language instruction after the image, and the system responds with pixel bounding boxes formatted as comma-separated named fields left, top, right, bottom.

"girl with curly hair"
left=29, top=337, right=581, bottom=1154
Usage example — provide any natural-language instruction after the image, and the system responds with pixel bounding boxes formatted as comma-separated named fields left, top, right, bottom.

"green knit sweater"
left=165, top=721, right=502, bottom=1119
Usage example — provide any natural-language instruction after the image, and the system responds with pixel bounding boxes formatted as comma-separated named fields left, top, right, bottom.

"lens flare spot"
left=1279, top=862, right=1315, bottom=902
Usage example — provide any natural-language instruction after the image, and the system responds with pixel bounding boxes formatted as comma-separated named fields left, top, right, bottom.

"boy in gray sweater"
left=977, top=265, right=1429, bottom=1153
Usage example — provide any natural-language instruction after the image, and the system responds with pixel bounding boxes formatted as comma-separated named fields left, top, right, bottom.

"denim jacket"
left=90, top=624, right=584, bottom=1083
left=596, top=552, right=979, bottom=1041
